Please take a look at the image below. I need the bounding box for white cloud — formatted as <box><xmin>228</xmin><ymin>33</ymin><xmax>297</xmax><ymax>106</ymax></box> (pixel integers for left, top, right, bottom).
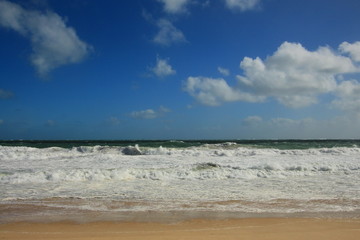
<box><xmin>157</xmin><ymin>0</ymin><xmax>191</xmax><ymax>14</ymax></box>
<box><xmin>237</xmin><ymin>42</ymin><xmax>358</xmax><ymax>108</ymax></box>
<box><xmin>333</xmin><ymin>98</ymin><xmax>360</xmax><ymax>114</ymax></box>
<box><xmin>151</xmin><ymin>57</ymin><xmax>176</xmax><ymax>78</ymax></box>
<box><xmin>129</xmin><ymin>106</ymin><xmax>171</xmax><ymax>119</ymax></box>
<box><xmin>130</xmin><ymin>109</ymin><xmax>157</xmax><ymax>119</ymax></box>
<box><xmin>224</xmin><ymin>0</ymin><xmax>260</xmax><ymax>11</ymax></box>
<box><xmin>218</xmin><ymin>67</ymin><xmax>230</xmax><ymax>76</ymax></box>
<box><xmin>276</xmin><ymin>95</ymin><xmax>318</xmax><ymax>109</ymax></box>
<box><xmin>185</xmin><ymin>41</ymin><xmax>360</xmax><ymax>109</ymax></box>
<box><xmin>0</xmin><ymin>88</ymin><xmax>14</xmax><ymax>99</ymax></box>
<box><xmin>153</xmin><ymin>18</ymin><xmax>187</xmax><ymax>46</ymax></box>
<box><xmin>0</xmin><ymin>0</ymin><xmax>91</xmax><ymax>76</ymax></box>
<box><xmin>332</xmin><ymin>80</ymin><xmax>360</xmax><ymax>113</ymax></box>
<box><xmin>183</xmin><ymin>76</ymin><xmax>264</xmax><ymax>106</ymax></box>
<box><xmin>339</xmin><ymin>41</ymin><xmax>360</xmax><ymax>62</ymax></box>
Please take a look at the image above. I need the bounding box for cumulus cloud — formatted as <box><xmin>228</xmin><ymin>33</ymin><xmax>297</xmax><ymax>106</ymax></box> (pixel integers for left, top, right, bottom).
<box><xmin>218</xmin><ymin>67</ymin><xmax>230</xmax><ymax>76</ymax></box>
<box><xmin>0</xmin><ymin>88</ymin><xmax>14</xmax><ymax>99</ymax></box>
<box><xmin>332</xmin><ymin>80</ymin><xmax>360</xmax><ymax>113</ymax></box>
<box><xmin>183</xmin><ymin>76</ymin><xmax>264</xmax><ymax>106</ymax></box>
<box><xmin>237</xmin><ymin>42</ymin><xmax>357</xmax><ymax>108</ymax></box>
<box><xmin>153</xmin><ymin>18</ymin><xmax>187</xmax><ymax>46</ymax></box>
<box><xmin>129</xmin><ymin>106</ymin><xmax>171</xmax><ymax>119</ymax></box>
<box><xmin>185</xmin><ymin>41</ymin><xmax>360</xmax><ymax>109</ymax></box>
<box><xmin>339</xmin><ymin>41</ymin><xmax>360</xmax><ymax>62</ymax></box>
<box><xmin>224</xmin><ymin>0</ymin><xmax>260</xmax><ymax>11</ymax></box>
<box><xmin>151</xmin><ymin>56</ymin><xmax>176</xmax><ymax>78</ymax></box>
<box><xmin>0</xmin><ymin>0</ymin><xmax>91</xmax><ymax>76</ymax></box>
<box><xmin>157</xmin><ymin>0</ymin><xmax>191</xmax><ymax>14</ymax></box>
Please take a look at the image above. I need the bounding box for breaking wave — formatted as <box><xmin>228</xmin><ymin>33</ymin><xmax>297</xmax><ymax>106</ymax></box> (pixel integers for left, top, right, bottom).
<box><xmin>1</xmin><ymin>143</ymin><xmax>360</xmax><ymax>216</ymax></box>
<box><xmin>1</xmin><ymin>159</ymin><xmax>359</xmax><ymax>184</ymax></box>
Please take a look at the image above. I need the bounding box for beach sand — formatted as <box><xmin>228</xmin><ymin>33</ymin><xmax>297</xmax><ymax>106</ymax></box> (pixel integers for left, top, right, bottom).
<box><xmin>1</xmin><ymin>218</ymin><xmax>360</xmax><ymax>240</ymax></box>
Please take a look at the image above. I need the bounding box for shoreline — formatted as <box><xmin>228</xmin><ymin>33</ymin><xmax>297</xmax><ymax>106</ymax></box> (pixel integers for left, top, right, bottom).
<box><xmin>2</xmin><ymin>202</ymin><xmax>360</xmax><ymax>224</ymax></box>
<box><xmin>1</xmin><ymin>218</ymin><xmax>360</xmax><ymax>240</ymax></box>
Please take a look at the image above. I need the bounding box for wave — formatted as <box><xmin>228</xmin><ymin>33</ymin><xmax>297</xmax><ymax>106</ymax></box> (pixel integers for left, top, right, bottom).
<box><xmin>1</xmin><ymin>144</ymin><xmax>360</xmax><ymax>157</ymax></box>
<box><xmin>1</xmin><ymin>144</ymin><xmax>360</xmax><ymax>185</ymax></box>
<box><xmin>2</xmin><ymin>141</ymin><xmax>360</xmax><ymax>219</ymax></box>
<box><xmin>2</xmin><ymin>160</ymin><xmax>359</xmax><ymax>184</ymax></box>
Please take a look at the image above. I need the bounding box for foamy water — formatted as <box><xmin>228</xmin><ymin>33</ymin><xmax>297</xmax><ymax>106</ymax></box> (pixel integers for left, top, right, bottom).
<box><xmin>1</xmin><ymin>142</ymin><xmax>360</xmax><ymax>222</ymax></box>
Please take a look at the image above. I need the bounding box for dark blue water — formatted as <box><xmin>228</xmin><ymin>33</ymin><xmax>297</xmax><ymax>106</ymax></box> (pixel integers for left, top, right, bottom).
<box><xmin>0</xmin><ymin>139</ymin><xmax>359</xmax><ymax>149</ymax></box>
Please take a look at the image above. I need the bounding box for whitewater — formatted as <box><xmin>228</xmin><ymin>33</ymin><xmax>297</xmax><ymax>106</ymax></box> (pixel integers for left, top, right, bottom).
<box><xmin>1</xmin><ymin>141</ymin><xmax>360</xmax><ymax>222</ymax></box>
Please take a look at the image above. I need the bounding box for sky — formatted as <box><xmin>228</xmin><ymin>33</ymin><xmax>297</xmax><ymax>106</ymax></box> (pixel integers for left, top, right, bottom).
<box><xmin>1</xmin><ymin>0</ymin><xmax>360</xmax><ymax>140</ymax></box>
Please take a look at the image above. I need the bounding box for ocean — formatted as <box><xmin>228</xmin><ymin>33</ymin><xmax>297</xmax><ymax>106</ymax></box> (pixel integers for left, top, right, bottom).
<box><xmin>1</xmin><ymin>139</ymin><xmax>360</xmax><ymax>222</ymax></box>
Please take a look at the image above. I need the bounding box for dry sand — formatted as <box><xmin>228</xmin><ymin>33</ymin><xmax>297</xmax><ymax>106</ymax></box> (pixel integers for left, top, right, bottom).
<box><xmin>1</xmin><ymin>218</ymin><xmax>360</xmax><ymax>240</ymax></box>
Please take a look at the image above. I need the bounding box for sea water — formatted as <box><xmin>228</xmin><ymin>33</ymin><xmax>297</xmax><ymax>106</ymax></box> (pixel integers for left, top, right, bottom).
<box><xmin>1</xmin><ymin>140</ymin><xmax>360</xmax><ymax>222</ymax></box>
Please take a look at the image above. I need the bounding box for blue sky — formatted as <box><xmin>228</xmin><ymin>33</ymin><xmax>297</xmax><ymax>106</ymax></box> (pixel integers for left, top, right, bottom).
<box><xmin>1</xmin><ymin>0</ymin><xmax>360</xmax><ymax>140</ymax></box>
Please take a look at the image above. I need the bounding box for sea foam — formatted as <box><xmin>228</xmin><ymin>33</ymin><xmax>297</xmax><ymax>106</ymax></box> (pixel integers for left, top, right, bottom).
<box><xmin>1</xmin><ymin>144</ymin><xmax>360</xmax><ymax>215</ymax></box>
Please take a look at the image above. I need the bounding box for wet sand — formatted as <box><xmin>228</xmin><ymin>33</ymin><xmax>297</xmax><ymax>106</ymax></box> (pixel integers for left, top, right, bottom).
<box><xmin>1</xmin><ymin>218</ymin><xmax>360</xmax><ymax>240</ymax></box>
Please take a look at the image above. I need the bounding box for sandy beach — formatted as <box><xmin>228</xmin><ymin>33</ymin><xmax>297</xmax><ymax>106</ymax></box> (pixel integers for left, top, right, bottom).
<box><xmin>1</xmin><ymin>218</ymin><xmax>360</xmax><ymax>240</ymax></box>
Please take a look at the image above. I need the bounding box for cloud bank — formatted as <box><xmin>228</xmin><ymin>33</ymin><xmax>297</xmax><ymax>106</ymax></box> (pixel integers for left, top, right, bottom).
<box><xmin>240</xmin><ymin>115</ymin><xmax>360</xmax><ymax>139</ymax></box>
<box><xmin>0</xmin><ymin>0</ymin><xmax>91</xmax><ymax>76</ymax></box>
<box><xmin>185</xmin><ymin>41</ymin><xmax>360</xmax><ymax>110</ymax></box>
